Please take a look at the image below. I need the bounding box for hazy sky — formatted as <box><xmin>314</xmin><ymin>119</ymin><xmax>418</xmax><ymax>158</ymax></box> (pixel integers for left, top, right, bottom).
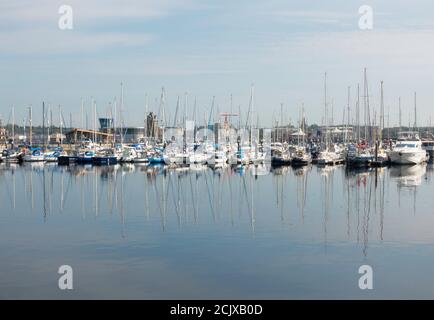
<box><xmin>2</xmin><ymin>0</ymin><xmax>434</xmax><ymax>127</ymax></box>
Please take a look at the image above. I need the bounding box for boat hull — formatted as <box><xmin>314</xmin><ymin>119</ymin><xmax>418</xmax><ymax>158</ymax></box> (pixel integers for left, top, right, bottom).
<box><xmin>389</xmin><ymin>151</ymin><xmax>427</xmax><ymax>165</ymax></box>
<box><xmin>58</xmin><ymin>156</ymin><xmax>78</xmax><ymax>165</ymax></box>
<box><xmin>93</xmin><ymin>157</ymin><xmax>118</xmax><ymax>165</ymax></box>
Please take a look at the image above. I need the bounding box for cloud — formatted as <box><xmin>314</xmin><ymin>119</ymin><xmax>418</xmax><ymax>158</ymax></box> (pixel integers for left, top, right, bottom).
<box><xmin>0</xmin><ymin>0</ymin><xmax>190</xmax><ymax>23</ymax></box>
<box><xmin>0</xmin><ymin>29</ymin><xmax>153</xmax><ymax>55</ymax></box>
<box><xmin>0</xmin><ymin>0</ymin><xmax>197</xmax><ymax>55</ymax></box>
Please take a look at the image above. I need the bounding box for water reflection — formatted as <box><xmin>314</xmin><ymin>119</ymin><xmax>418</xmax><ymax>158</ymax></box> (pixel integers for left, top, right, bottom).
<box><xmin>1</xmin><ymin>162</ymin><xmax>434</xmax><ymax>298</ymax></box>
<box><xmin>1</xmin><ymin>163</ymin><xmax>428</xmax><ymax>243</ymax></box>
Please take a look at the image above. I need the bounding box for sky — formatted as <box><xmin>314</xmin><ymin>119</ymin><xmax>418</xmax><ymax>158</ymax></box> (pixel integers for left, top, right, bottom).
<box><xmin>2</xmin><ymin>0</ymin><xmax>434</xmax><ymax>128</ymax></box>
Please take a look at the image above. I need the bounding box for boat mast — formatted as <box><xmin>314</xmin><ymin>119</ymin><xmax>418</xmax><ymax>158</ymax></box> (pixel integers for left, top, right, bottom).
<box><xmin>42</xmin><ymin>101</ymin><xmax>45</xmax><ymax>149</ymax></box>
<box><xmin>363</xmin><ymin>68</ymin><xmax>366</xmax><ymax>141</ymax></box>
<box><xmin>357</xmin><ymin>83</ymin><xmax>360</xmax><ymax>142</ymax></box>
<box><xmin>302</xmin><ymin>103</ymin><xmax>305</xmax><ymax>146</ymax></box>
<box><xmin>324</xmin><ymin>72</ymin><xmax>328</xmax><ymax>150</ymax></box>
<box><xmin>414</xmin><ymin>91</ymin><xmax>417</xmax><ymax>132</ymax></box>
<box><xmin>120</xmin><ymin>82</ymin><xmax>124</xmax><ymax>145</ymax></box>
<box><xmin>161</xmin><ymin>87</ymin><xmax>166</xmax><ymax>145</ymax></box>
<box><xmin>280</xmin><ymin>102</ymin><xmax>283</xmax><ymax>143</ymax></box>
<box><xmin>346</xmin><ymin>86</ymin><xmax>350</xmax><ymax>143</ymax></box>
<box><xmin>12</xmin><ymin>105</ymin><xmax>15</xmax><ymax>146</ymax></box>
<box><xmin>29</xmin><ymin>105</ymin><xmax>33</xmax><ymax>147</ymax></box>
<box><xmin>380</xmin><ymin>81</ymin><xmax>384</xmax><ymax>143</ymax></box>
<box><xmin>59</xmin><ymin>105</ymin><xmax>63</xmax><ymax>145</ymax></box>
<box><xmin>399</xmin><ymin>96</ymin><xmax>402</xmax><ymax>129</ymax></box>
<box><xmin>93</xmin><ymin>100</ymin><xmax>96</xmax><ymax>146</ymax></box>
<box><xmin>183</xmin><ymin>92</ymin><xmax>188</xmax><ymax>154</ymax></box>
<box><xmin>113</xmin><ymin>97</ymin><xmax>117</xmax><ymax>146</ymax></box>
<box><xmin>144</xmin><ymin>93</ymin><xmax>148</xmax><ymax>143</ymax></box>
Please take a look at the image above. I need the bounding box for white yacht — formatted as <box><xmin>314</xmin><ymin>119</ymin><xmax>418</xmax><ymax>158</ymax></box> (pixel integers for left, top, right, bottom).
<box><xmin>388</xmin><ymin>132</ymin><xmax>427</xmax><ymax>165</ymax></box>
<box><xmin>317</xmin><ymin>147</ymin><xmax>344</xmax><ymax>165</ymax></box>
<box><xmin>23</xmin><ymin>148</ymin><xmax>46</xmax><ymax>162</ymax></box>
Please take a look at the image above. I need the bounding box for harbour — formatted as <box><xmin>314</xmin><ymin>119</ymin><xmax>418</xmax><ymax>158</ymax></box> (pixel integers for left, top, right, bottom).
<box><xmin>4</xmin><ymin>0</ymin><xmax>434</xmax><ymax>303</ymax></box>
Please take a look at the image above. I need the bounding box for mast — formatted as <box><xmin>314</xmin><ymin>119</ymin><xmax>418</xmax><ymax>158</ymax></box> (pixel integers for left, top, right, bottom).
<box><xmin>120</xmin><ymin>82</ymin><xmax>124</xmax><ymax>145</ymax></box>
<box><xmin>324</xmin><ymin>72</ymin><xmax>328</xmax><ymax>150</ymax></box>
<box><xmin>346</xmin><ymin>86</ymin><xmax>350</xmax><ymax>143</ymax></box>
<box><xmin>12</xmin><ymin>105</ymin><xmax>15</xmax><ymax>146</ymax></box>
<box><xmin>380</xmin><ymin>81</ymin><xmax>384</xmax><ymax>142</ymax></box>
<box><xmin>387</xmin><ymin>105</ymin><xmax>390</xmax><ymax>140</ymax></box>
<box><xmin>302</xmin><ymin>103</ymin><xmax>305</xmax><ymax>146</ymax></box>
<box><xmin>414</xmin><ymin>91</ymin><xmax>417</xmax><ymax>132</ymax></box>
<box><xmin>59</xmin><ymin>105</ymin><xmax>63</xmax><ymax>145</ymax></box>
<box><xmin>160</xmin><ymin>87</ymin><xmax>166</xmax><ymax>145</ymax></box>
<box><xmin>80</xmin><ymin>98</ymin><xmax>84</xmax><ymax>128</ymax></box>
<box><xmin>113</xmin><ymin>97</ymin><xmax>117</xmax><ymax>145</ymax></box>
<box><xmin>249</xmin><ymin>84</ymin><xmax>254</xmax><ymax>148</ymax></box>
<box><xmin>363</xmin><ymin>68</ymin><xmax>367</xmax><ymax>141</ymax></box>
<box><xmin>193</xmin><ymin>96</ymin><xmax>197</xmax><ymax>144</ymax></box>
<box><xmin>93</xmin><ymin>100</ymin><xmax>97</xmax><ymax>147</ymax></box>
<box><xmin>399</xmin><ymin>96</ymin><xmax>402</xmax><ymax>129</ymax></box>
<box><xmin>144</xmin><ymin>93</ymin><xmax>148</xmax><ymax>142</ymax></box>
<box><xmin>174</xmin><ymin>96</ymin><xmax>180</xmax><ymax>127</ymax></box>
<box><xmin>29</xmin><ymin>105</ymin><xmax>32</xmax><ymax>147</ymax></box>
<box><xmin>357</xmin><ymin>83</ymin><xmax>360</xmax><ymax>142</ymax></box>
<box><xmin>48</xmin><ymin>105</ymin><xmax>52</xmax><ymax>145</ymax></box>
<box><xmin>183</xmin><ymin>92</ymin><xmax>188</xmax><ymax>154</ymax></box>
<box><xmin>280</xmin><ymin>102</ymin><xmax>283</xmax><ymax>143</ymax></box>
<box><xmin>42</xmin><ymin>101</ymin><xmax>45</xmax><ymax>149</ymax></box>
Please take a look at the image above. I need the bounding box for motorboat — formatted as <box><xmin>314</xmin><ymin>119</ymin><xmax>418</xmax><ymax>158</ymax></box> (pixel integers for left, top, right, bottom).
<box><xmin>23</xmin><ymin>148</ymin><xmax>46</xmax><ymax>162</ymax></box>
<box><xmin>388</xmin><ymin>132</ymin><xmax>427</xmax><ymax>165</ymax></box>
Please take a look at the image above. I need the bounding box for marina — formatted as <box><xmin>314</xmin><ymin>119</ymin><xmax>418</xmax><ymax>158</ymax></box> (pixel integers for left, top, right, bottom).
<box><xmin>4</xmin><ymin>0</ymin><xmax>434</xmax><ymax>304</ymax></box>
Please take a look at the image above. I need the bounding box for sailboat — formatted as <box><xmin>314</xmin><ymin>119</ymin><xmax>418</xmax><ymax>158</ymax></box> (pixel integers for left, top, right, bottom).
<box><xmin>291</xmin><ymin>106</ymin><xmax>311</xmax><ymax>166</ymax></box>
<box><xmin>3</xmin><ymin>106</ymin><xmax>24</xmax><ymax>163</ymax></box>
<box><xmin>317</xmin><ymin>73</ymin><xmax>343</xmax><ymax>165</ymax></box>
<box><xmin>23</xmin><ymin>148</ymin><xmax>46</xmax><ymax>162</ymax></box>
<box><xmin>346</xmin><ymin>68</ymin><xmax>374</xmax><ymax>168</ymax></box>
<box><xmin>271</xmin><ymin>142</ymin><xmax>291</xmax><ymax>165</ymax></box>
<box><xmin>247</xmin><ymin>85</ymin><xmax>266</xmax><ymax>164</ymax></box>
<box><xmin>2</xmin><ymin>148</ymin><xmax>23</xmax><ymax>163</ymax></box>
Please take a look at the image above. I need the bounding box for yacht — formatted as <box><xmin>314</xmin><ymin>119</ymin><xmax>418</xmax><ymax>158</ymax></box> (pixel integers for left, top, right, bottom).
<box><xmin>23</xmin><ymin>148</ymin><xmax>46</xmax><ymax>162</ymax></box>
<box><xmin>76</xmin><ymin>150</ymin><xmax>96</xmax><ymax>164</ymax></box>
<box><xmin>270</xmin><ymin>143</ymin><xmax>291</xmax><ymax>165</ymax></box>
<box><xmin>346</xmin><ymin>143</ymin><xmax>374</xmax><ymax>168</ymax></box>
<box><xmin>317</xmin><ymin>147</ymin><xmax>344</xmax><ymax>165</ymax></box>
<box><xmin>1</xmin><ymin>149</ymin><xmax>23</xmax><ymax>163</ymax></box>
<box><xmin>44</xmin><ymin>147</ymin><xmax>67</xmax><ymax>163</ymax></box>
<box><xmin>388</xmin><ymin>132</ymin><xmax>427</xmax><ymax>165</ymax></box>
<box><xmin>291</xmin><ymin>147</ymin><xmax>312</xmax><ymax>166</ymax></box>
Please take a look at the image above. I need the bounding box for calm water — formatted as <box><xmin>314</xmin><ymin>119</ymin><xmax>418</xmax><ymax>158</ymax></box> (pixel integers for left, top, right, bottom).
<box><xmin>1</xmin><ymin>162</ymin><xmax>434</xmax><ymax>299</ymax></box>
